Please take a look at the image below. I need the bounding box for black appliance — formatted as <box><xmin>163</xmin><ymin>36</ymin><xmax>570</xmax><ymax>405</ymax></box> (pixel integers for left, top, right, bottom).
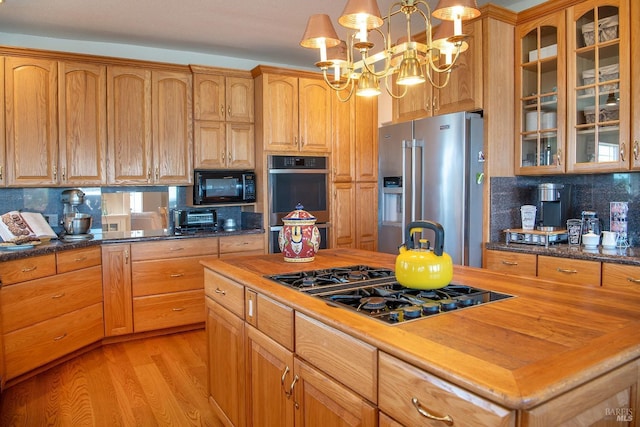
<box><xmin>537</xmin><ymin>183</ymin><xmax>571</xmax><ymax>231</ymax></box>
<box><xmin>264</xmin><ymin>265</ymin><xmax>513</xmax><ymax>324</ymax></box>
<box><xmin>173</xmin><ymin>208</ymin><xmax>217</xmax><ymax>234</ymax></box>
<box><xmin>268</xmin><ymin>155</ymin><xmax>329</xmax><ymax>253</ymax></box>
<box><xmin>193</xmin><ymin>170</ymin><xmax>256</xmax><ymax>205</ymax></box>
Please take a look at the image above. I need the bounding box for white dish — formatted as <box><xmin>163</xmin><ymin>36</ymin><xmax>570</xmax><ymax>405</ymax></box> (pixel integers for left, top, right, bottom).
<box><xmin>0</xmin><ymin>244</ymin><xmax>34</xmax><ymax>251</ymax></box>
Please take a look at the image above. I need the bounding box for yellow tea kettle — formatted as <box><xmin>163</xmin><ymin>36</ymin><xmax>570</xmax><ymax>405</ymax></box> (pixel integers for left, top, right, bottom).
<box><xmin>395</xmin><ymin>221</ymin><xmax>453</xmax><ymax>290</ymax></box>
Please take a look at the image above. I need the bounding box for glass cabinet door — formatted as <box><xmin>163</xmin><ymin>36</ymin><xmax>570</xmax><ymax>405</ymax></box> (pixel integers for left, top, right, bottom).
<box><xmin>567</xmin><ymin>0</ymin><xmax>630</xmax><ymax>172</ymax></box>
<box><xmin>515</xmin><ymin>12</ymin><xmax>565</xmax><ymax>174</ymax></box>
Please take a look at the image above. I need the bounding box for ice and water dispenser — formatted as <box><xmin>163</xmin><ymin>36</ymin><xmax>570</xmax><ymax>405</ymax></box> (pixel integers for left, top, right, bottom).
<box><xmin>381</xmin><ymin>176</ymin><xmax>402</xmax><ymax>224</ymax></box>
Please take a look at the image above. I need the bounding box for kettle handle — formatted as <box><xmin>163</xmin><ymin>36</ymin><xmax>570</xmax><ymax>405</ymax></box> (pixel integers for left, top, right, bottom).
<box><xmin>404</xmin><ymin>221</ymin><xmax>445</xmax><ymax>256</ymax></box>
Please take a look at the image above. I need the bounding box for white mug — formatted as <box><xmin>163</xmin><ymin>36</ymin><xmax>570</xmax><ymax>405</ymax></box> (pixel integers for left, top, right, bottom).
<box><xmin>602</xmin><ymin>231</ymin><xmax>617</xmax><ymax>248</ymax></box>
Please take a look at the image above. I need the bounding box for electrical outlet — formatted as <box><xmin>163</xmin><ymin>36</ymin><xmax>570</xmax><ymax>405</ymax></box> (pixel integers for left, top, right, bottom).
<box><xmin>44</xmin><ymin>214</ymin><xmax>59</xmax><ymax>226</ymax></box>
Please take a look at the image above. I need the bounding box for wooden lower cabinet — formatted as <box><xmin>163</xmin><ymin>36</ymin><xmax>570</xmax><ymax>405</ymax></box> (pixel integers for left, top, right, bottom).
<box><xmin>602</xmin><ymin>263</ymin><xmax>640</xmax><ymax>293</ymax></box>
<box><xmin>0</xmin><ymin>247</ymin><xmax>104</xmax><ymax>381</ymax></box>
<box><xmin>206</xmin><ymin>296</ymin><xmax>246</xmax><ymax>427</ymax></box>
<box><xmin>102</xmin><ymin>243</ymin><xmax>134</xmax><ymax>336</ymax></box>
<box><xmin>245</xmin><ymin>325</ymin><xmax>295</xmax><ymax>427</ymax></box>
<box><xmin>537</xmin><ymin>255</ymin><xmax>601</xmax><ymax>287</ymax></box>
<box><xmin>484</xmin><ymin>250</ymin><xmax>537</xmax><ymax>277</ymax></box>
<box><xmin>521</xmin><ymin>359</ymin><xmax>638</xmax><ymax>426</ymax></box>
<box><xmin>293</xmin><ymin>357</ymin><xmax>377</xmax><ymax>427</ymax></box>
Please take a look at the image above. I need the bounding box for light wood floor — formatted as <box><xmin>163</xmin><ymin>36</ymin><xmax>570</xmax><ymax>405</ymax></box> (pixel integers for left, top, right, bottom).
<box><xmin>0</xmin><ymin>329</ymin><xmax>223</xmax><ymax>427</ymax></box>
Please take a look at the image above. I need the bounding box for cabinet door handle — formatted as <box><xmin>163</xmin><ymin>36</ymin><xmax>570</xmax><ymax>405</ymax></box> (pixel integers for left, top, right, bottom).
<box><xmin>501</xmin><ymin>260</ymin><xmax>518</xmax><ymax>266</ymax></box>
<box><xmin>557</xmin><ymin>268</ymin><xmax>577</xmax><ymax>274</ymax></box>
<box><xmin>620</xmin><ymin>142</ymin><xmax>626</xmax><ymax>162</ymax></box>
<box><xmin>51</xmin><ymin>292</ymin><xmax>66</xmax><ymax>299</ymax></box>
<box><xmin>22</xmin><ymin>266</ymin><xmax>37</xmax><ymax>273</ymax></box>
<box><xmin>155</xmin><ymin>167</ymin><xmax>159</xmax><ymax>180</ymax></box>
<box><xmin>170</xmin><ymin>273</ymin><xmax>184</xmax><ymax>278</ymax></box>
<box><xmin>53</xmin><ymin>333</ymin><xmax>68</xmax><ymax>342</ymax></box>
<box><xmin>220</xmin><ymin>104</ymin><xmax>224</xmax><ymax>117</ymax></box>
<box><xmin>147</xmin><ymin>168</ymin><xmax>152</xmax><ymax>181</ymax></box>
<box><xmin>172</xmin><ymin>307</ymin><xmax>185</xmax><ymax>312</ymax></box>
<box><xmin>53</xmin><ymin>165</ymin><xmax>57</xmax><ymax>181</ymax></box>
<box><xmin>411</xmin><ymin>397</ymin><xmax>454</xmax><ymax>426</ymax></box>
<box><xmin>288</xmin><ymin>375</ymin><xmax>299</xmax><ymax>400</ymax></box>
<box><xmin>62</xmin><ymin>167</ymin><xmax>66</xmax><ymax>182</ymax></box>
<box><xmin>633</xmin><ymin>140</ymin><xmax>639</xmax><ymax>161</ymax></box>
<box><xmin>228</xmin><ymin>153</ymin><xmax>232</xmax><ymax>163</ymax></box>
<box><xmin>281</xmin><ymin>366</ymin><xmax>291</xmax><ymax>398</ymax></box>
<box><xmin>228</xmin><ymin>106</ymin><xmax>231</xmax><ymax>116</ymax></box>
<box><xmin>0</xmin><ymin>165</ymin><xmax>3</xmax><ymax>180</ymax></box>
<box><xmin>215</xmin><ymin>288</ymin><xmax>226</xmax><ymax>295</ymax></box>
<box><xmin>124</xmin><ymin>249</ymin><xmax>129</xmax><ymax>265</ymax></box>
<box><xmin>626</xmin><ymin>277</ymin><xmax>640</xmax><ymax>284</ymax></box>
<box><xmin>557</xmin><ymin>148</ymin><xmax>562</xmax><ymax>166</ymax></box>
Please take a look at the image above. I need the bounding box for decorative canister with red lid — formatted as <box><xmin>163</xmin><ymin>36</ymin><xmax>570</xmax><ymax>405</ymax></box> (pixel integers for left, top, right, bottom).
<box><xmin>278</xmin><ymin>204</ymin><xmax>321</xmax><ymax>262</ymax></box>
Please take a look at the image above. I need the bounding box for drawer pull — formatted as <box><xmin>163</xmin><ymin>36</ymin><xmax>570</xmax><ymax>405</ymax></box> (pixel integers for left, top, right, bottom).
<box><xmin>626</xmin><ymin>277</ymin><xmax>640</xmax><ymax>284</ymax></box>
<box><xmin>411</xmin><ymin>397</ymin><xmax>453</xmax><ymax>426</ymax></box>
<box><xmin>21</xmin><ymin>266</ymin><xmax>37</xmax><ymax>273</ymax></box>
<box><xmin>53</xmin><ymin>333</ymin><xmax>67</xmax><ymax>341</ymax></box>
<box><xmin>501</xmin><ymin>260</ymin><xmax>518</xmax><ymax>266</ymax></box>
<box><xmin>169</xmin><ymin>247</ymin><xmax>185</xmax><ymax>252</ymax></box>
<box><xmin>281</xmin><ymin>366</ymin><xmax>291</xmax><ymax>398</ymax></box>
<box><xmin>170</xmin><ymin>273</ymin><xmax>185</xmax><ymax>278</ymax></box>
<box><xmin>215</xmin><ymin>288</ymin><xmax>226</xmax><ymax>295</ymax></box>
<box><xmin>51</xmin><ymin>292</ymin><xmax>66</xmax><ymax>299</ymax></box>
<box><xmin>172</xmin><ymin>307</ymin><xmax>185</xmax><ymax>312</ymax></box>
<box><xmin>74</xmin><ymin>256</ymin><xmax>87</xmax><ymax>262</ymax></box>
<box><xmin>557</xmin><ymin>268</ymin><xmax>578</xmax><ymax>274</ymax></box>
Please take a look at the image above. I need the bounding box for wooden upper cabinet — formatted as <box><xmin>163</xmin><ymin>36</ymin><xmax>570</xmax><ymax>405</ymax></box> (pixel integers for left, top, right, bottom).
<box><xmin>256</xmin><ymin>69</ymin><xmax>330</xmax><ymax>153</ymax></box>
<box><xmin>107</xmin><ymin>66</ymin><xmax>152</xmax><ymax>184</ymax></box>
<box><xmin>355</xmin><ymin>95</ymin><xmax>378</xmax><ymax>182</ymax></box>
<box><xmin>0</xmin><ymin>57</ymin><xmax>4</xmax><ymax>187</ymax></box>
<box><xmin>107</xmin><ymin>66</ymin><xmax>192</xmax><ymax>185</ymax></box>
<box><xmin>261</xmin><ymin>73</ymin><xmax>299</xmax><ymax>151</ymax></box>
<box><xmin>566</xmin><ymin>0</ymin><xmax>630</xmax><ymax>173</ymax></box>
<box><xmin>331</xmin><ymin>92</ymin><xmax>355</xmax><ymax>182</ymax></box>
<box><xmin>5</xmin><ymin>56</ymin><xmax>58</xmax><ymax>186</ymax></box>
<box><xmin>193</xmin><ymin>71</ymin><xmax>254</xmax><ymax>169</ymax></box>
<box><xmin>58</xmin><ymin>61</ymin><xmax>107</xmax><ymax>185</ymax></box>
<box><xmin>152</xmin><ymin>69</ymin><xmax>192</xmax><ymax>184</ymax></box>
<box><xmin>193</xmin><ymin>73</ymin><xmax>253</xmax><ymax>123</ymax></box>
<box><xmin>298</xmin><ymin>77</ymin><xmax>331</xmax><ymax>153</ymax></box>
<box><xmin>392</xmin><ymin>19</ymin><xmax>482</xmax><ymax>123</ymax></box>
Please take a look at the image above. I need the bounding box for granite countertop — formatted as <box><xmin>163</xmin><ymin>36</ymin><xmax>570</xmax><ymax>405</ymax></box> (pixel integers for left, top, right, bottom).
<box><xmin>486</xmin><ymin>241</ymin><xmax>640</xmax><ymax>266</ymax></box>
<box><xmin>0</xmin><ymin>227</ymin><xmax>264</xmax><ymax>261</ymax></box>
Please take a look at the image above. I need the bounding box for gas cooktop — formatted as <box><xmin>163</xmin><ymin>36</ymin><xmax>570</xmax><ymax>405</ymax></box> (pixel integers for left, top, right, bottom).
<box><xmin>264</xmin><ymin>265</ymin><xmax>514</xmax><ymax>324</ymax></box>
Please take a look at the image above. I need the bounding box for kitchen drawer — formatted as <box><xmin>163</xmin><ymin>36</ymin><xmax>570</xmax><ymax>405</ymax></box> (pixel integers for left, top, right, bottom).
<box><xmin>3</xmin><ymin>302</ymin><xmax>104</xmax><ymax>379</ymax></box>
<box><xmin>132</xmin><ymin>255</ymin><xmax>217</xmax><ymax>296</ymax></box>
<box><xmin>219</xmin><ymin>234</ymin><xmax>264</xmax><ymax>256</ymax></box>
<box><xmin>204</xmin><ymin>269</ymin><xmax>244</xmax><ymax>317</ymax></box>
<box><xmin>0</xmin><ymin>254</ymin><xmax>56</xmax><ymax>285</ymax></box>
<box><xmin>484</xmin><ymin>250</ymin><xmax>537</xmax><ymax>277</ymax></box>
<box><xmin>1</xmin><ymin>265</ymin><xmax>103</xmax><ymax>333</ymax></box>
<box><xmin>378</xmin><ymin>352</ymin><xmax>515</xmax><ymax>427</ymax></box>
<box><xmin>131</xmin><ymin>237</ymin><xmax>218</xmax><ymax>261</ymax></box>
<box><xmin>246</xmin><ymin>289</ymin><xmax>294</xmax><ymax>351</ymax></box>
<box><xmin>295</xmin><ymin>312</ymin><xmax>377</xmax><ymax>403</ymax></box>
<box><xmin>133</xmin><ymin>289</ymin><xmax>205</xmax><ymax>332</ymax></box>
<box><xmin>56</xmin><ymin>246</ymin><xmax>102</xmax><ymax>273</ymax></box>
<box><xmin>601</xmin><ymin>263</ymin><xmax>640</xmax><ymax>293</ymax></box>
<box><xmin>537</xmin><ymin>255</ymin><xmax>601</xmax><ymax>286</ymax></box>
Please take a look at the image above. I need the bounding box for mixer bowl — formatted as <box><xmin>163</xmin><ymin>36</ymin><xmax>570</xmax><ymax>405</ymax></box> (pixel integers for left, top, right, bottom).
<box><xmin>62</xmin><ymin>213</ymin><xmax>92</xmax><ymax>235</ymax></box>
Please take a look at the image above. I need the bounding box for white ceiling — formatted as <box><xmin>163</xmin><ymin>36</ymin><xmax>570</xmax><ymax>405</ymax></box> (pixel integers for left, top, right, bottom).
<box><xmin>0</xmin><ymin>0</ymin><xmax>545</xmax><ymax>68</ymax></box>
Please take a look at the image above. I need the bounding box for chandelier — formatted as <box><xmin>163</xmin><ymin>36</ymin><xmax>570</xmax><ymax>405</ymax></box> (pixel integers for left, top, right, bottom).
<box><xmin>300</xmin><ymin>0</ymin><xmax>481</xmax><ymax>101</ymax></box>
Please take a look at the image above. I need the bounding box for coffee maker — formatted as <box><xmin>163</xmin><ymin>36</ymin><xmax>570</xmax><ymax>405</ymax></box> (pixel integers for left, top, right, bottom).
<box><xmin>537</xmin><ymin>183</ymin><xmax>571</xmax><ymax>230</ymax></box>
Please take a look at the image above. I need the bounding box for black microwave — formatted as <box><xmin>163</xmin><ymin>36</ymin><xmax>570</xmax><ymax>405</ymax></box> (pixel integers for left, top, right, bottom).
<box><xmin>193</xmin><ymin>170</ymin><xmax>256</xmax><ymax>205</ymax></box>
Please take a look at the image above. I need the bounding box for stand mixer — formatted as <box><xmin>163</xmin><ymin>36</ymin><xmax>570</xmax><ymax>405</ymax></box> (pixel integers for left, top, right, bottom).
<box><xmin>61</xmin><ymin>189</ymin><xmax>93</xmax><ymax>240</ymax></box>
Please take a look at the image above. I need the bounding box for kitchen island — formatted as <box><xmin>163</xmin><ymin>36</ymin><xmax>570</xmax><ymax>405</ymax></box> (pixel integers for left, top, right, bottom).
<box><xmin>202</xmin><ymin>248</ymin><xmax>639</xmax><ymax>426</ymax></box>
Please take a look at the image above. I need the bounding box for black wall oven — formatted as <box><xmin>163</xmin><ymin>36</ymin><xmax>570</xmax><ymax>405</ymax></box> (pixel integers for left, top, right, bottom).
<box><xmin>268</xmin><ymin>155</ymin><xmax>329</xmax><ymax>253</ymax></box>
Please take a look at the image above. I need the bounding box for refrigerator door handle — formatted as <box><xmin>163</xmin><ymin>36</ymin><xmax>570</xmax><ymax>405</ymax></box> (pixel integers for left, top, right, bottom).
<box><xmin>412</xmin><ymin>139</ymin><xmax>424</xmax><ymax>221</ymax></box>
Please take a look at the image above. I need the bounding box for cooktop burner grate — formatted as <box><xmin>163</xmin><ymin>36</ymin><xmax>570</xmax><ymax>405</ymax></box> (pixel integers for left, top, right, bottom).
<box><xmin>264</xmin><ymin>265</ymin><xmax>514</xmax><ymax>324</ymax></box>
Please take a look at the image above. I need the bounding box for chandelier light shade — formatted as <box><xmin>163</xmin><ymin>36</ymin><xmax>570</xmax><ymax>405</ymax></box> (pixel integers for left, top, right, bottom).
<box><xmin>300</xmin><ymin>0</ymin><xmax>481</xmax><ymax>101</ymax></box>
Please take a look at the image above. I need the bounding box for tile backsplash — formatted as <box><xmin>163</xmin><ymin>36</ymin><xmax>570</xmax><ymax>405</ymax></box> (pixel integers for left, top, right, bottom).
<box><xmin>491</xmin><ymin>173</ymin><xmax>639</xmax><ymax>245</ymax></box>
<box><xmin>0</xmin><ymin>186</ymin><xmax>255</xmax><ymax>235</ymax></box>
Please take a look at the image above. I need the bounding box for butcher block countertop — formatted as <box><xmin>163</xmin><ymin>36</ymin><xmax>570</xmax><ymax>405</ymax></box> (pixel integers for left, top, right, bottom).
<box><xmin>200</xmin><ymin>248</ymin><xmax>640</xmax><ymax>410</ymax></box>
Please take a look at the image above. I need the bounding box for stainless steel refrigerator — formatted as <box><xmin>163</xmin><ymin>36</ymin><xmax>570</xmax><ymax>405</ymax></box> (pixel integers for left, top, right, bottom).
<box><xmin>377</xmin><ymin>111</ymin><xmax>484</xmax><ymax>267</ymax></box>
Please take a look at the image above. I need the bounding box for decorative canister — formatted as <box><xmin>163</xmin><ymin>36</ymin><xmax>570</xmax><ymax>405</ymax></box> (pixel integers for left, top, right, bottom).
<box><xmin>278</xmin><ymin>204</ymin><xmax>321</xmax><ymax>262</ymax></box>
